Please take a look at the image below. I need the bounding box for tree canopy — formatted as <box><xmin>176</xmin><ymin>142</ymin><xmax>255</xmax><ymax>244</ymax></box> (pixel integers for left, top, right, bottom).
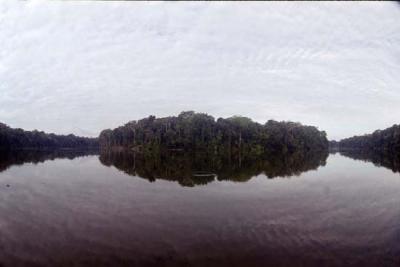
<box><xmin>99</xmin><ymin>111</ymin><xmax>328</xmax><ymax>155</ymax></box>
<box><xmin>0</xmin><ymin>122</ymin><xmax>98</xmax><ymax>150</ymax></box>
<box><xmin>336</xmin><ymin>124</ymin><xmax>400</xmax><ymax>153</ymax></box>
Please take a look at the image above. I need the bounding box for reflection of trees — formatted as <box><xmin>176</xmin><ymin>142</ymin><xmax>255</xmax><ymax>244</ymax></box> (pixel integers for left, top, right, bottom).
<box><xmin>0</xmin><ymin>149</ymin><xmax>329</xmax><ymax>186</ymax></box>
<box><xmin>99</xmin><ymin>150</ymin><xmax>328</xmax><ymax>187</ymax></box>
<box><xmin>340</xmin><ymin>150</ymin><xmax>400</xmax><ymax>173</ymax></box>
<box><xmin>0</xmin><ymin>149</ymin><xmax>98</xmax><ymax>173</ymax></box>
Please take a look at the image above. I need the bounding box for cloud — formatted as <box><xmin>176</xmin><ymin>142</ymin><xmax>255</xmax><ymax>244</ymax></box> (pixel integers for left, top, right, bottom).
<box><xmin>1</xmin><ymin>1</ymin><xmax>400</xmax><ymax>140</ymax></box>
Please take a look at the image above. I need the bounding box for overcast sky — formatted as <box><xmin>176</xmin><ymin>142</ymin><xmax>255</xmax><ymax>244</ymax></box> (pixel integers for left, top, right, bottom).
<box><xmin>1</xmin><ymin>2</ymin><xmax>399</xmax><ymax>140</ymax></box>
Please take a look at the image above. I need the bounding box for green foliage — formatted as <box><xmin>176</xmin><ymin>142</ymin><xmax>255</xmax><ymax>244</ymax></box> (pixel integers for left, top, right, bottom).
<box><xmin>338</xmin><ymin>124</ymin><xmax>400</xmax><ymax>153</ymax></box>
<box><xmin>0</xmin><ymin>122</ymin><xmax>98</xmax><ymax>150</ymax></box>
<box><xmin>99</xmin><ymin>111</ymin><xmax>329</xmax><ymax>155</ymax></box>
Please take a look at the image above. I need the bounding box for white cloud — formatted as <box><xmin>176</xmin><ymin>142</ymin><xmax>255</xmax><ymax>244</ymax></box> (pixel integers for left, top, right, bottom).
<box><xmin>1</xmin><ymin>1</ymin><xmax>400</xmax><ymax>140</ymax></box>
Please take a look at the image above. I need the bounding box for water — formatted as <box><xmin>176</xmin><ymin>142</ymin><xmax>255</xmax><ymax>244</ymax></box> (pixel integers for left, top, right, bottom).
<box><xmin>0</xmin><ymin>150</ymin><xmax>399</xmax><ymax>267</ymax></box>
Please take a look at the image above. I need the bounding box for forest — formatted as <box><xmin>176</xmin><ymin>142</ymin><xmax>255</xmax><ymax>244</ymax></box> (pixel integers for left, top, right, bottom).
<box><xmin>0</xmin><ymin>122</ymin><xmax>98</xmax><ymax>150</ymax></box>
<box><xmin>99</xmin><ymin>111</ymin><xmax>329</xmax><ymax>155</ymax></box>
<box><xmin>335</xmin><ymin>124</ymin><xmax>400</xmax><ymax>152</ymax></box>
<box><xmin>3</xmin><ymin>111</ymin><xmax>400</xmax><ymax>157</ymax></box>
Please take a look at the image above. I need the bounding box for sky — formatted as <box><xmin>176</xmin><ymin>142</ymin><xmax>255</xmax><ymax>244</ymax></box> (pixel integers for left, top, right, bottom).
<box><xmin>1</xmin><ymin>1</ymin><xmax>400</xmax><ymax>140</ymax></box>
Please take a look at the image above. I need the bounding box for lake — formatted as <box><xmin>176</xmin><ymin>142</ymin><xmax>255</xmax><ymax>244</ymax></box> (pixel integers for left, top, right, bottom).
<box><xmin>0</xmin><ymin>150</ymin><xmax>399</xmax><ymax>267</ymax></box>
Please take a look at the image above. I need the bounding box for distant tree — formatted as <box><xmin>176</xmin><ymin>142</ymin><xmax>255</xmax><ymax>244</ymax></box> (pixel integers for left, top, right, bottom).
<box><xmin>338</xmin><ymin>124</ymin><xmax>400</xmax><ymax>153</ymax></box>
<box><xmin>98</xmin><ymin>111</ymin><xmax>329</xmax><ymax>155</ymax></box>
<box><xmin>0</xmin><ymin>123</ymin><xmax>98</xmax><ymax>150</ymax></box>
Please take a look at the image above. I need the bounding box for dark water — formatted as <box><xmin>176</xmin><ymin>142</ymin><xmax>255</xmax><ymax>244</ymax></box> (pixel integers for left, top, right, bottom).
<box><xmin>0</xmin><ymin>150</ymin><xmax>399</xmax><ymax>267</ymax></box>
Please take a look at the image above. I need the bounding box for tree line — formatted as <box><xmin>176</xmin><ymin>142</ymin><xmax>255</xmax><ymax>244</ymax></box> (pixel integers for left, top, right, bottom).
<box><xmin>99</xmin><ymin>111</ymin><xmax>329</xmax><ymax>155</ymax></box>
<box><xmin>334</xmin><ymin>124</ymin><xmax>400</xmax><ymax>152</ymax></box>
<box><xmin>0</xmin><ymin>122</ymin><xmax>98</xmax><ymax>150</ymax></box>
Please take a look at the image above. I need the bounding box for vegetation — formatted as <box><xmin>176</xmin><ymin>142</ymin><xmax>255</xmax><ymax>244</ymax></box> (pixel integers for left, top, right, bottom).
<box><xmin>99</xmin><ymin>111</ymin><xmax>328</xmax><ymax>155</ymax></box>
<box><xmin>99</xmin><ymin>149</ymin><xmax>328</xmax><ymax>187</ymax></box>
<box><xmin>0</xmin><ymin>122</ymin><xmax>98</xmax><ymax>150</ymax></box>
<box><xmin>336</xmin><ymin>124</ymin><xmax>400</xmax><ymax>152</ymax></box>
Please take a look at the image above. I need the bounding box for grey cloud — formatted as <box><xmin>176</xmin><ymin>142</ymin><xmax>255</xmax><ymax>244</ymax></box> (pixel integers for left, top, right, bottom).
<box><xmin>0</xmin><ymin>1</ymin><xmax>400</xmax><ymax>140</ymax></box>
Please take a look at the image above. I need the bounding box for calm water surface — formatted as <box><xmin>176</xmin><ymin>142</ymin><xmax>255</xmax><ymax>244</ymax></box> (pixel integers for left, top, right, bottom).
<box><xmin>0</xmin><ymin>150</ymin><xmax>399</xmax><ymax>267</ymax></box>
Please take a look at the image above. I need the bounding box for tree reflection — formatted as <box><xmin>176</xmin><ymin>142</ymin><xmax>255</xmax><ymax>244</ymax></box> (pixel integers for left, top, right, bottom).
<box><xmin>0</xmin><ymin>149</ymin><xmax>329</xmax><ymax>185</ymax></box>
<box><xmin>99</xmin><ymin>150</ymin><xmax>328</xmax><ymax>187</ymax></box>
<box><xmin>0</xmin><ymin>149</ymin><xmax>98</xmax><ymax>173</ymax></box>
<box><xmin>340</xmin><ymin>150</ymin><xmax>400</xmax><ymax>173</ymax></box>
